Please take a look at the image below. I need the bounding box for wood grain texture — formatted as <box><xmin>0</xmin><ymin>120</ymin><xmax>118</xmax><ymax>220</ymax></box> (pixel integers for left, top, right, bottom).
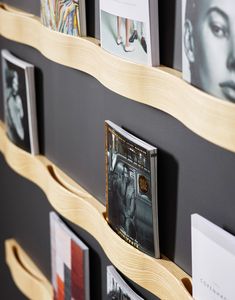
<box><xmin>5</xmin><ymin>239</ymin><xmax>53</xmax><ymax>300</ymax></box>
<box><xmin>0</xmin><ymin>4</ymin><xmax>235</xmax><ymax>152</ymax></box>
<box><xmin>0</xmin><ymin>122</ymin><xmax>192</xmax><ymax>300</ymax></box>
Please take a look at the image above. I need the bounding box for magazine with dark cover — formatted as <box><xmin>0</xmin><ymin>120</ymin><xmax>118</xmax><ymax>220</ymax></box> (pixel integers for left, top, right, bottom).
<box><xmin>107</xmin><ymin>265</ymin><xmax>144</xmax><ymax>300</ymax></box>
<box><xmin>182</xmin><ymin>0</ymin><xmax>235</xmax><ymax>103</ymax></box>
<box><xmin>50</xmin><ymin>212</ymin><xmax>90</xmax><ymax>300</ymax></box>
<box><xmin>41</xmin><ymin>0</ymin><xmax>87</xmax><ymax>37</ymax></box>
<box><xmin>105</xmin><ymin>120</ymin><xmax>160</xmax><ymax>258</ymax></box>
<box><xmin>100</xmin><ymin>0</ymin><xmax>159</xmax><ymax>66</ymax></box>
<box><xmin>1</xmin><ymin>50</ymin><xmax>39</xmax><ymax>154</ymax></box>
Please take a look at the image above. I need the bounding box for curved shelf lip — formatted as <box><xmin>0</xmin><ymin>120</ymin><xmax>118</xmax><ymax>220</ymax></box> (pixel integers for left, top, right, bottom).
<box><xmin>0</xmin><ymin>122</ymin><xmax>192</xmax><ymax>300</ymax></box>
<box><xmin>1</xmin><ymin>4</ymin><xmax>235</xmax><ymax>152</ymax></box>
<box><xmin>5</xmin><ymin>239</ymin><xmax>53</xmax><ymax>300</ymax></box>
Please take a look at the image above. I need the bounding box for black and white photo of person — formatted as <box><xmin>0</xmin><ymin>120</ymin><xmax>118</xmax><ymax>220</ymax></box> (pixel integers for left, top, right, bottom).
<box><xmin>5</xmin><ymin>69</ymin><xmax>24</xmax><ymax>140</ymax></box>
<box><xmin>183</xmin><ymin>0</ymin><xmax>235</xmax><ymax>103</ymax></box>
<box><xmin>110</xmin><ymin>161</ymin><xmax>136</xmax><ymax>240</ymax></box>
<box><xmin>119</xmin><ymin>163</ymin><xmax>136</xmax><ymax>239</ymax></box>
<box><xmin>2</xmin><ymin>59</ymin><xmax>31</xmax><ymax>152</ymax></box>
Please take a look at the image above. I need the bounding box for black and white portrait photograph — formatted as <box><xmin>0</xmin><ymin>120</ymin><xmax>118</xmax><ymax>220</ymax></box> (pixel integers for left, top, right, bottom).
<box><xmin>183</xmin><ymin>0</ymin><xmax>235</xmax><ymax>103</ymax></box>
<box><xmin>1</xmin><ymin>50</ymin><xmax>38</xmax><ymax>154</ymax></box>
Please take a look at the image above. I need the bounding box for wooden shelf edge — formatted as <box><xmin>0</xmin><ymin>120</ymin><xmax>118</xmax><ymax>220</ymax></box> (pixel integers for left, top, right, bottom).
<box><xmin>0</xmin><ymin>3</ymin><xmax>235</xmax><ymax>152</ymax></box>
<box><xmin>5</xmin><ymin>239</ymin><xmax>53</xmax><ymax>300</ymax></box>
<box><xmin>0</xmin><ymin>122</ymin><xmax>193</xmax><ymax>300</ymax></box>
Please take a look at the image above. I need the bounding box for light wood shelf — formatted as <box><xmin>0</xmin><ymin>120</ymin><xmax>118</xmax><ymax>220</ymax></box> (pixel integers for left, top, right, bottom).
<box><xmin>0</xmin><ymin>122</ymin><xmax>192</xmax><ymax>300</ymax></box>
<box><xmin>0</xmin><ymin>4</ymin><xmax>235</xmax><ymax>153</ymax></box>
<box><xmin>5</xmin><ymin>239</ymin><xmax>53</xmax><ymax>300</ymax></box>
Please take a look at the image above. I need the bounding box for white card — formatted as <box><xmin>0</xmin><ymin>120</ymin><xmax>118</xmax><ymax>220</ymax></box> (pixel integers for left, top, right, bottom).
<box><xmin>192</xmin><ymin>214</ymin><xmax>235</xmax><ymax>300</ymax></box>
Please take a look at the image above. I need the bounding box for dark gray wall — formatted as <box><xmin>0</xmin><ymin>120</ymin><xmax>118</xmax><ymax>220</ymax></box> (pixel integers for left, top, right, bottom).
<box><xmin>1</xmin><ymin>1</ymin><xmax>235</xmax><ymax>299</ymax></box>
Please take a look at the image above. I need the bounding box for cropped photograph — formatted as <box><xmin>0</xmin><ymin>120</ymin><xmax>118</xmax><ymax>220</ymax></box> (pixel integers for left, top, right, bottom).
<box><xmin>2</xmin><ymin>56</ymin><xmax>31</xmax><ymax>152</ymax></box>
<box><xmin>107</xmin><ymin>266</ymin><xmax>143</xmax><ymax>300</ymax></box>
<box><xmin>1</xmin><ymin>50</ymin><xmax>38</xmax><ymax>154</ymax></box>
<box><xmin>41</xmin><ymin>0</ymin><xmax>86</xmax><ymax>36</ymax></box>
<box><xmin>105</xmin><ymin>121</ymin><xmax>159</xmax><ymax>257</ymax></box>
<box><xmin>183</xmin><ymin>0</ymin><xmax>235</xmax><ymax>103</ymax></box>
<box><xmin>101</xmin><ymin>10</ymin><xmax>148</xmax><ymax>64</ymax></box>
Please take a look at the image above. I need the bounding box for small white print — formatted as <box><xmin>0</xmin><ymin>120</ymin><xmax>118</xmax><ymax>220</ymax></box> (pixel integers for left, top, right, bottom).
<box><xmin>200</xmin><ymin>278</ymin><xmax>229</xmax><ymax>300</ymax></box>
<box><xmin>114</xmin><ymin>0</ymin><xmax>136</xmax><ymax>7</ymax></box>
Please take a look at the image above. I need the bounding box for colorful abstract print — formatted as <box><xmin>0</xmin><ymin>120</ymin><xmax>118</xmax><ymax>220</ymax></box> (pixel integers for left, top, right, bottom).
<box><xmin>50</xmin><ymin>213</ymin><xmax>88</xmax><ymax>300</ymax></box>
<box><xmin>41</xmin><ymin>0</ymin><xmax>81</xmax><ymax>36</ymax></box>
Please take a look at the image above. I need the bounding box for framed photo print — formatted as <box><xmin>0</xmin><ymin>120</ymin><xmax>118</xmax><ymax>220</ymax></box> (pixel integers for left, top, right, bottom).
<box><xmin>1</xmin><ymin>50</ymin><xmax>39</xmax><ymax>154</ymax></box>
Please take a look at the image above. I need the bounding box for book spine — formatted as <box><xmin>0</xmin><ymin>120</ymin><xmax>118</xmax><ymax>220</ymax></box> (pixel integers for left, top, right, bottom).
<box><xmin>105</xmin><ymin>122</ymin><xmax>109</xmax><ymax>223</ymax></box>
<box><xmin>79</xmin><ymin>0</ymin><xmax>87</xmax><ymax>36</ymax></box>
<box><xmin>150</xmin><ymin>149</ymin><xmax>160</xmax><ymax>258</ymax></box>
<box><xmin>26</xmin><ymin>66</ymin><xmax>39</xmax><ymax>155</ymax></box>
<box><xmin>149</xmin><ymin>0</ymin><xmax>160</xmax><ymax>67</ymax></box>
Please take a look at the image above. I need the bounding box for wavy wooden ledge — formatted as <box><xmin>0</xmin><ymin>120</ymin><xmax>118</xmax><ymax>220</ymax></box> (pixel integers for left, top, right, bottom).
<box><xmin>0</xmin><ymin>122</ymin><xmax>192</xmax><ymax>300</ymax></box>
<box><xmin>0</xmin><ymin>4</ymin><xmax>235</xmax><ymax>152</ymax></box>
<box><xmin>5</xmin><ymin>239</ymin><xmax>53</xmax><ymax>300</ymax></box>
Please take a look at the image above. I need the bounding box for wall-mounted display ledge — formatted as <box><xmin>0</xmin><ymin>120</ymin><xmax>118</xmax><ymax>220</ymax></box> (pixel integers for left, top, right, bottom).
<box><xmin>1</xmin><ymin>4</ymin><xmax>235</xmax><ymax>153</ymax></box>
<box><xmin>5</xmin><ymin>239</ymin><xmax>53</xmax><ymax>300</ymax></box>
<box><xmin>0</xmin><ymin>122</ymin><xmax>192</xmax><ymax>300</ymax></box>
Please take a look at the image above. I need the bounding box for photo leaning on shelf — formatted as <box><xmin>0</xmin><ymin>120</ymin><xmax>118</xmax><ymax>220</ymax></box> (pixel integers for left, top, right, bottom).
<box><xmin>1</xmin><ymin>49</ymin><xmax>39</xmax><ymax>155</ymax></box>
<box><xmin>105</xmin><ymin>120</ymin><xmax>160</xmax><ymax>258</ymax></box>
<box><xmin>41</xmin><ymin>0</ymin><xmax>87</xmax><ymax>37</ymax></box>
<box><xmin>182</xmin><ymin>0</ymin><xmax>235</xmax><ymax>103</ymax></box>
<box><xmin>100</xmin><ymin>0</ymin><xmax>159</xmax><ymax>66</ymax></box>
<box><xmin>107</xmin><ymin>265</ymin><xmax>144</xmax><ymax>300</ymax></box>
<box><xmin>192</xmin><ymin>214</ymin><xmax>235</xmax><ymax>300</ymax></box>
<box><xmin>50</xmin><ymin>212</ymin><xmax>90</xmax><ymax>300</ymax></box>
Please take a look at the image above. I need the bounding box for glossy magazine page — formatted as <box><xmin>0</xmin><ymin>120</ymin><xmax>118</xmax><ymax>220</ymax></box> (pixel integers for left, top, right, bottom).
<box><xmin>100</xmin><ymin>0</ymin><xmax>159</xmax><ymax>66</ymax></box>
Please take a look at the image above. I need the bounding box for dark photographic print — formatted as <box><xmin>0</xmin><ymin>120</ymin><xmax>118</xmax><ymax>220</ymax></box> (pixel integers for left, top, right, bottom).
<box><xmin>107</xmin><ymin>266</ymin><xmax>144</xmax><ymax>300</ymax></box>
<box><xmin>100</xmin><ymin>0</ymin><xmax>159</xmax><ymax>66</ymax></box>
<box><xmin>105</xmin><ymin>121</ymin><xmax>160</xmax><ymax>258</ymax></box>
<box><xmin>182</xmin><ymin>0</ymin><xmax>235</xmax><ymax>103</ymax></box>
<box><xmin>1</xmin><ymin>50</ymin><xmax>39</xmax><ymax>154</ymax></box>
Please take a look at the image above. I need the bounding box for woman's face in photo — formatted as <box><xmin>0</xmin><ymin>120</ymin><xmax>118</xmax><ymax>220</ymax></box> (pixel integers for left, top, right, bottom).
<box><xmin>12</xmin><ymin>71</ymin><xmax>19</xmax><ymax>94</ymax></box>
<box><xmin>191</xmin><ymin>0</ymin><xmax>235</xmax><ymax>102</ymax></box>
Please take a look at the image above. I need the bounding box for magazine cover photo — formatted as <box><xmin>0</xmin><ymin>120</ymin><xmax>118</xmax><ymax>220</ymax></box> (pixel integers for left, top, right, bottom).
<box><xmin>101</xmin><ymin>10</ymin><xmax>149</xmax><ymax>64</ymax></box>
<box><xmin>41</xmin><ymin>0</ymin><xmax>86</xmax><ymax>36</ymax></box>
<box><xmin>105</xmin><ymin>122</ymin><xmax>159</xmax><ymax>257</ymax></box>
<box><xmin>2</xmin><ymin>56</ymin><xmax>31</xmax><ymax>152</ymax></box>
<box><xmin>183</xmin><ymin>0</ymin><xmax>235</xmax><ymax>103</ymax></box>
